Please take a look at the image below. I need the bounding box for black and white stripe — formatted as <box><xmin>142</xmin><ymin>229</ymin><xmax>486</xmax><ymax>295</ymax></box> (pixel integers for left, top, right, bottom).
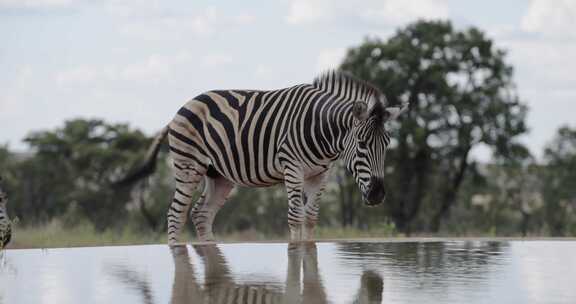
<box><xmin>169</xmin><ymin>243</ymin><xmax>326</xmax><ymax>304</ymax></box>
<box><xmin>120</xmin><ymin>70</ymin><xmax>408</xmax><ymax>244</ymax></box>
<box><xmin>0</xmin><ymin>177</ymin><xmax>12</xmax><ymax>248</ymax></box>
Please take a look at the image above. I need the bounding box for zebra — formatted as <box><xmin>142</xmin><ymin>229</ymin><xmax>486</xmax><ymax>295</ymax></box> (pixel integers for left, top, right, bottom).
<box><xmin>170</xmin><ymin>243</ymin><xmax>380</xmax><ymax>304</ymax></box>
<box><xmin>0</xmin><ymin>177</ymin><xmax>12</xmax><ymax>248</ymax></box>
<box><xmin>175</xmin><ymin>244</ymin><xmax>287</xmax><ymax>304</ymax></box>
<box><xmin>117</xmin><ymin>70</ymin><xmax>409</xmax><ymax>244</ymax></box>
<box><xmin>112</xmin><ymin>242</ymin><xmax>379</xmax><ymax>304</ymax></box>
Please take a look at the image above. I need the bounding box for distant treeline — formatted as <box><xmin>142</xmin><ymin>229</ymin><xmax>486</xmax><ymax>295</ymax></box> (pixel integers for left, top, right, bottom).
<box><xmin>1</xmin><ymin>20</ymin><xmax>575</xmax><ymax>237</ymax></box>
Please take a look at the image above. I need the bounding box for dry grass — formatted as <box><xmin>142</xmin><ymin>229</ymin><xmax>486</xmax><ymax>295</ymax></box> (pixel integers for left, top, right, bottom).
<box><xmin>5</xmin><ymin>220</ymin><xmax>401</xmax><ymax>249</ymax></box>
<box><xmin>10</xmin><ymin>220</ymin><xmax>566</xmax><ymax>250</ymax></box>
<box><xmin>6</xmin><ymin>220</ymin><xmax>165</xmax><ymax>249</ymax></box>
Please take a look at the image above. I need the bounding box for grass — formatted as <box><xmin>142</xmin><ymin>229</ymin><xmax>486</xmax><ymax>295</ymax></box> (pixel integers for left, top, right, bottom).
<box><xmin>9</xmin><ymin>220</ymin><xmax>164</xmax><ymax>249</ymax></box>
<box><xmin>5</xmin><ymin>219</ymin><xmax>401</xmax><ymax>249</ymax></box>
<box><xmin>8</xmin><ymin>220</ymin><xmax>567</xmax><ymax>250</ymax></box>
<box><xmin>5</xmin><ymin>221</ymin><xmax>576</xmax><ymax>254</ymax></box>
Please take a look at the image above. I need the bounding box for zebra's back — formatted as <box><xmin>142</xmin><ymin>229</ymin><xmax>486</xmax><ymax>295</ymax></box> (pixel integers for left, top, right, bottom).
<box><xmin>168</xmin><ymin>85</ymin><xmax>319</xmax><ymax>187</ymax></box>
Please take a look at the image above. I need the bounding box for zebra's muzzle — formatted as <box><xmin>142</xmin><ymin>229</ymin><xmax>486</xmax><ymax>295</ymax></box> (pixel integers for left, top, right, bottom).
<box><xmin>364</xmin><ymin>177</ymin><xmax>386</xmax><ymax>206</ymax></box>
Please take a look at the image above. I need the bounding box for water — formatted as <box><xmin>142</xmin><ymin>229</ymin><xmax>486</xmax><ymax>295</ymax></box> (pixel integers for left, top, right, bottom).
<box><xmin>1</xmin><ymin>240</ymin><xmax>575</xmax><ymax>304</ymax></box>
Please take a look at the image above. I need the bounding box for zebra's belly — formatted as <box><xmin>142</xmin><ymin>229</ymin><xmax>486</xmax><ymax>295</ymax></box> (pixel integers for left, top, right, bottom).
<box><xmin>207</xmin><ymin>157</ymin><xmax>331</xmax><ymax>188</ymax></box>
<box><xmin>213</xmin><ymin>172</ymin><xmax>285</xmax><ymax>188</ymax></box>
<box><xmin>207</xmin><ymin>157</ymin><xmax>286</xmax><ymax>188</ymax></box>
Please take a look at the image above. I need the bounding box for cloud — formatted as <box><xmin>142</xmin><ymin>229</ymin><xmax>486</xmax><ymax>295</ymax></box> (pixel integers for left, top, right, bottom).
<box><xmin>492</xmin><ymin>11</ymin><xmax>576</xmax><ymax>157</ymax></box>
<box><xmin>202</xmin><ymin>54</ymin><xmax>233</xmax><ymax>67</ymax></box>
<box><xmin>234</xmin><ymin>13</ymin><xmax>256</xmax><ymax>26</ymax></box>
<box><xmin>285</xmin><ymin>0</ymin><xmax>449</xmax><ymax>26</ymax></box>
<box><xmin>14</xmin><ymin>65</ymin><xmax>34</xmax><ymax>90</ymax></box>
<box><xmin>189</xmin><ymin>6</ymin><xmax>218</xmax><ymax>36</ymax></box>
<box><xmin>120</xmin><ymin>54</ymin><xmax>174</xmax><ymax>83</ymax></box>
<box><xmin>286</xmin><ymin>0</ymin><xmax>332</xmax><ymax>24</ymax></box>
<box><xmin>316</xmin><ymin>47</ymin><xmax>346</xmax><ymax>72</ymax></box>
<box><xmin>254</xmin><ymin>64</ymin><xmax>271</xmax><ymax>78</ymax></box>
<box><xmin>361</xmin><ymin>0</ymin><xmax>449</xmax><ymax>26</ymax></box>
<box><xmin>54</xmin><ymin>52</ymin><xmax>194</xmax><ymax>86</ymax></box>
<box><xmin>118</xmin><ymin>7</ymin><xmax>219</xmax><ymax>41</ymax></box>
<box><xmin>521</xmin><ymin>0</ymin><xmax>576</xmax><ymax>38</ymax></box>
<box><xmin>102</xmin><ymin>0</ymin><xmax>164</xmax><ymax>17</ymax></box>
<box><xmin>54</xmin><ymin>51</ymin><xmax>236</xmax><ymax>87</ymax></box>
<box><xmin>119</xmin><ymin>7</ymin><xmax>255</xmax><ymax>41</ymax></box>
<box><xmin>0</xmin><ymin>0</ymin><xmax>73</xmax><ymax>9</ymax></box>
<box><xmin>501</xmin><ymin>38</ymin><xmax>576</xmax><ymax>90</ymax></box>
<box><xmin>55</xmin><ymin>65</ymin><xmax>108</xmax><ymax>86</ymax></box>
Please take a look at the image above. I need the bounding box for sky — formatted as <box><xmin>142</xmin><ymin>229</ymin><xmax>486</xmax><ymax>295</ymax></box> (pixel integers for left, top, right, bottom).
<box><xmin>0</xmin><ymin>0</ymin><xmax>575</xmax><ymax>161</ymax></box>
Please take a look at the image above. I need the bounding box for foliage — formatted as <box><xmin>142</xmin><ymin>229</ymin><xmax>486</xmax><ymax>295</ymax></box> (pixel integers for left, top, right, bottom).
<box><xmin>9</xmin><ymin>219</ymin><xmax>165</xmax><ymax>249</ymax></box>
<box><xmin>340</xmin><ymin>20</ymin><xmax>528</xmax><ymax>232</ymax></box>
<box><xmin>541</xmin><ymin>126</ymin><xmax>576</xmax><ymax>235</ymax></box>
<box><xmin>4</xmin><ymin>119</ymin><xmax>151</xmax><ymax>230</ymax></box>
<box><xmin>8</xmin><ymin>220</ymin><xmax>399</xmax><ymax>249</ymax></box>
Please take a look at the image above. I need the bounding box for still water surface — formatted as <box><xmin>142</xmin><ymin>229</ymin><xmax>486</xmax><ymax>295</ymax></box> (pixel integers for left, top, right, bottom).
<box><xmin>1</xmin><ymin>241</ymin><xmax>575</xmax><ymax>304</ymax></box>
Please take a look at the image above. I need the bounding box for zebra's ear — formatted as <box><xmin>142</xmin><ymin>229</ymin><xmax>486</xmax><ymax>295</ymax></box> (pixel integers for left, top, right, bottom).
<box><xmin>384</xmin><ymin>101</ymin><xmax>409</xmax><ymax>122</ymax></box>
<box><xmin>352</xmin><ymin>101</ymin><xmax>369</xmax><ymax>121</ymax></box>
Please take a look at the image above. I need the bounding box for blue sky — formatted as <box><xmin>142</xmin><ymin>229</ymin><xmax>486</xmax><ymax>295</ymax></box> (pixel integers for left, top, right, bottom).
<box><xmin>1</xmin><ymin>0</ymin><xmax>575</xmax><ymax>161</ymax></box>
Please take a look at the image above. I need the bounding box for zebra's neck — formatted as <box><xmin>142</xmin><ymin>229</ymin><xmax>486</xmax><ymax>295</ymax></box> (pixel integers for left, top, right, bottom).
<box><xmin>312</xmin><ymin>70</ymin><xmax>379</xmax><ymax>102</ymax></box>
<box><xmin>311</xmin><ymin>70</ymin><xmax>378</xmax><ymax>154</ymax></box>
<box><xmin>297</xmin><ymin>88</ymin><xmax>357</xmax><ymax>161</ymax></box>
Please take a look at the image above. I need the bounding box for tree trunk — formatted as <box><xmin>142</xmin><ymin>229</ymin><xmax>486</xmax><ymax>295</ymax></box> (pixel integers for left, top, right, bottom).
<box><xmin>520</xmin><ymin>211</ymin><xmax>530</xmax><ymax>237</ymax></box>
<box><xmin>429</xmin><ymin>146</ymin><xmax>471</xmax><ymax>232</ymax></box>
<box><xmin>546</xmin><ymin>203</ymin><xmax>565</xmax><ymax>236</ymax></box>
<box><xmin>389</xmin><ymin>146</ymin><xmax>431</xmax><ymax>235</ymax></box>
<box><xmin>338</xmin><ymin>170</ymin><xmax>356</xmax><ymax>227</ymax></box>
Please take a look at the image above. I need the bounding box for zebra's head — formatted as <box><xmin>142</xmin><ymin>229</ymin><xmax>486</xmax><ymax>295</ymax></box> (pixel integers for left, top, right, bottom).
<box><xmin>0</xmin><ymin>177</ymin><xmax>11</xmax><ymax>248</ymax></box>
<box><xmin>346</xmin><ymin>96</ymin><xmax>408</xmax><ymax>206</ymax></box>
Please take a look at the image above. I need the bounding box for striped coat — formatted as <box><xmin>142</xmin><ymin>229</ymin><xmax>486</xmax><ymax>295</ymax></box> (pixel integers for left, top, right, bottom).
<box><xmin>118</xmin><ymin>71</ymin><xmax>408</xmax><ymax>243</ymax></box>
<box><xmin>0</xmin><ymin>178</ymin><xmax>12</xmax><ymax>248</ymax></box>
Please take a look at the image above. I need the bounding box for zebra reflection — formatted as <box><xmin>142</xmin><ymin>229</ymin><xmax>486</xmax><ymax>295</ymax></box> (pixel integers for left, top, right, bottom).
<box><xmin>107</xmin><ymin>265</ymin><xmax>156</xmax><ymax>304</ymax></box>
<box><xmin>110</xmin><ymin>243</ymin><xmax>383</xmax><ymax>303</ymax></box>
<box><xmin>171</xmin><ymin>243</ymin><xmax>383</xmax><ymax>304</ymax></box>
<box><xmin>170</xmin><ymin>243</ymin><xmax>328</xmax><ymax>304</ymax></box>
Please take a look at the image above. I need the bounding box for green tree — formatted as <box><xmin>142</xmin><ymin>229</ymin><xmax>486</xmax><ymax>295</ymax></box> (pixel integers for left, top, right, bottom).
<box><xmin>542</xmin><ymin>126</ymin><xmax>576</xmax><ymax>236</ymax></box>
<box><xmin>20</xmin><ymin>119</ymin><xmax>151</xmax><ymax>229</ymax></box>
<box><xmin>340</xmin><ymin>20</ymin><xmax>528</xmax><ymax>233</ymax></box>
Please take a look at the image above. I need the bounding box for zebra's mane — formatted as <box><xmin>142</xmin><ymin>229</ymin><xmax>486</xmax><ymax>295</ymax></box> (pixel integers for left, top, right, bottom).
<box><xmin>312</xmin><ymin>70</ymin><xmax>382</xmax><ymax>102</ymax></box>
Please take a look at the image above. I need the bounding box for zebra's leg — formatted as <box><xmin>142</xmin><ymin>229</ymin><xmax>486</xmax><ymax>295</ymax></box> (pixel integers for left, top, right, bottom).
<box><xmin>284</xmin><ymin>174</ymin><xmax>305</xmax><ymax>240</ymax></box>
<box><xmin>192</xmin><ymin>244</ymin><xmax>235</xmax><ymax>303</ymax></box>
<box><xmin>302</xmin><ymin>242</ymin><xmax>328</xmax><ymax>302</ymax></box>
<box><xmin>285</xmin><ymin>243</ymin><xmax>303</xmax><ymax>303</ymax></box>
<box><xmin>192</xmin><ymin>244</ymin><xmax>232</xmax><ymax>283</ymax></box>
<box><xmin>169</xmin><ymin>245</ymin><xmax>204</xmax><ymax>302</ymax></box>
<box><xmin>167</xmin><ymin>161</ymin><xmax>205</xmax><ymax>245</ymax></box>
<box><xmin>302</xmin><ymin>171</ymin><xmax>329</xmax><ymax>240</ymax></box>
<box><xmin>191</xmin><ymin>175</ymin><xmax>234</xmax><ymax>242</ymax></box>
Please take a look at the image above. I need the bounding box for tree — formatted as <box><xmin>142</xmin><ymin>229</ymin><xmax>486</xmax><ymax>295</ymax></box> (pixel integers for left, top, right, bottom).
<box><xmin>334</xmin><ymin>163</ymin><xmax>360</xmax><ymax>227</ymax></box>
<box><xmin>340</xmin><ymin>20</ymin><xmax>528</xmax><ymax>233</ymax></box>
<box><xmin>20</xmin><ymin>119</ymin><xmax>151</xmax><ymax>229</ymax></box>
<box><xmin>541</xmin><ymin>126</ymin><xmax>576</xmax><ymax>236</ymax></box>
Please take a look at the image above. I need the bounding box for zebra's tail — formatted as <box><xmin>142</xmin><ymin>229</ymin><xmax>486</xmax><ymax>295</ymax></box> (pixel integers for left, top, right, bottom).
<box><xmin>113</xmin><ymin>126</ymin><xmax>169</xmax><ymax>188</ymax></box>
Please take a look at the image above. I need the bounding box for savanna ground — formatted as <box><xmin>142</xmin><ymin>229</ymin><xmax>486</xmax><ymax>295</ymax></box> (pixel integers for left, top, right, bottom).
<box><xmin>6</xmin><ymin>219</ymin><xmax>568</xmax><ymax>250</ymax></box>
<box><xmin>5</xmin><ymin>220</ymin><xmax>398</xmax><ymax>249</ymax></box>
